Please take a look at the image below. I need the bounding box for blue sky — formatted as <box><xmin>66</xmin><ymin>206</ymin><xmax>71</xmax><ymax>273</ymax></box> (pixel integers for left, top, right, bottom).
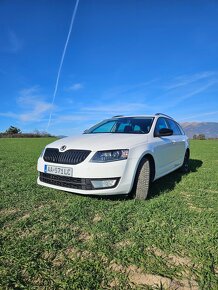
<box><xmin>0</xmin><ymin>0</ymin><xmax>218</xmax><ymax>136</ymax></box>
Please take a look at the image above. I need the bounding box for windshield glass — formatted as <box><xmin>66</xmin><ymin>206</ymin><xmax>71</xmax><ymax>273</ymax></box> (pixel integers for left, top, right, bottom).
<box><xmin>85</xmin><ymin>117</ymin><xmax>154</xmax><ymax>134</ymax></box>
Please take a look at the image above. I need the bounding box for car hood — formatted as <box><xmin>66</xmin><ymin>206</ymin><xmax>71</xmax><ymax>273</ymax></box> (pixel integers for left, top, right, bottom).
<box><xmin>47</xmin><ymin>133</ymin><xmax>148</xmax><ymax>151</ymax></box>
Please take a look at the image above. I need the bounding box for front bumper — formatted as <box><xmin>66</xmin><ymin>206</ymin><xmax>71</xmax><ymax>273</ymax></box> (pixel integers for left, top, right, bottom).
<box><xmin>39</xmin><ymin>172</ymin><xmax>120</xmax><ymax>190</ymax></box>
<box><xmin>37</xmin><ymin>156</ymin><xmax>138</xmax><ymax>195</ymax></box>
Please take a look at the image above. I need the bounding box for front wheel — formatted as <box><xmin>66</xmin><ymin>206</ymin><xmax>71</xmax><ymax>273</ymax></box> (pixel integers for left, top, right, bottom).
<box><xmin>180</xmin><ymin>150</ymin><xmax>190</xmax><ymax>173</ymax></box>
<box><xmin>131</xmin><ymin>158</ymin><xmax>150</xmax><ymax>200</ymax></box>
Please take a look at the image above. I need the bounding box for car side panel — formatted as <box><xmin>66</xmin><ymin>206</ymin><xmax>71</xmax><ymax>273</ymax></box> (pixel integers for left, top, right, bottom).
<box><xmin>151</xmin><ymin>137</ymin><xmax>175</xmax><ymax>177</ymax></box>
<box><xmin>169</xmin><ymin>135</ymin><xmax>186</xmax><ymax>166</ymax></box>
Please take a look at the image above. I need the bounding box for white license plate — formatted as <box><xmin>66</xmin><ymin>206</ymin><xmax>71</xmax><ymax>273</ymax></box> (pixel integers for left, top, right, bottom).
<box><xmin>44</xmin><ymin>165</ymin><xmax>73</xmax><ymax>177</ymax></box>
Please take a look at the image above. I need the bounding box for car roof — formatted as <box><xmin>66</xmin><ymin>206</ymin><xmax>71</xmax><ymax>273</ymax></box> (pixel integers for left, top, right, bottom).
<box><xmin>112</xmin><ymin>113</ymin><xmax>174</xmax><ymax>119</ymax></box>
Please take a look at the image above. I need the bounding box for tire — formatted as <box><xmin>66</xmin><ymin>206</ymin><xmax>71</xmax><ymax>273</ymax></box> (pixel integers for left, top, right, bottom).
<box><xmin>180</xmin><ymin>150</ymin><xmax>190</xmax><ymax>173</ymax></box>
<box><xmin>132</xmin><ymin>158</ymin><xmax>151</xmax><ymax>200</ymax></box>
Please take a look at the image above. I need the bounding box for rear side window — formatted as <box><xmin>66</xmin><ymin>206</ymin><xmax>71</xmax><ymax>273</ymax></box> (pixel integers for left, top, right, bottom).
<box><xmin>167</xmin><ymin>119</ymin><xmax>182</xmax><ymax>135</ymax></box>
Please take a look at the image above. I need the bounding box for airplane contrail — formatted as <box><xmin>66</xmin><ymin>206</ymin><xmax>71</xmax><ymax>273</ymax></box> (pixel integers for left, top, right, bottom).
<box><xmin>46</xmin><ymin>0</ymin><xmax>80</xmax><ymax>131</ymax></box>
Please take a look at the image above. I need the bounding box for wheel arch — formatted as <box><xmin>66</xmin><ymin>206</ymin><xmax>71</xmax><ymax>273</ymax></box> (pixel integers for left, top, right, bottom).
<box><xmin>143</xmin><ymin>153</ymin><xmax>155</xmax><ymax>182</ymax></box>
<box><xmin>129</xmin><ymin>152</ymin><xmax>156</xmax><ymax>197</ymax></box>
<box><xmin>130</xmin><ymin>152</ymin><xmax>156</xmax><ymax>193</ymax></box>
<box><xmin>186</xmin><ymin>147</ymin><xmax>190</xmax><ymax>158</ymax></box>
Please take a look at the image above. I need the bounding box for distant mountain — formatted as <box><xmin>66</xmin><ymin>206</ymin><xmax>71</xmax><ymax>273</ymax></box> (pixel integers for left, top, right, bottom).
<box><xmin>180</xmin><ymin>122</ymin><xmax>218</xmax><ymax>139</ymax></box>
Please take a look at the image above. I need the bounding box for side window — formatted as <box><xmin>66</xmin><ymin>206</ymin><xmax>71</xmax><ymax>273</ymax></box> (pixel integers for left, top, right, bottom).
<box><xmin>167</xmin><ymin>119</ymin><xmax>182</xmax><ymax>135</ymax></box>
<box><xmin>154</xmin><ymin>117</ymin><xmax>169</xmax><ymax>135</ymax></box>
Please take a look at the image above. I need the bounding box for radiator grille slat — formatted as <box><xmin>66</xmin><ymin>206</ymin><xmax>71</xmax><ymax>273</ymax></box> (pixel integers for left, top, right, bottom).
<box><xmin>43</xmin><ymin>148</ymin><xmax>91</xmax><ymax>165</ymax></box>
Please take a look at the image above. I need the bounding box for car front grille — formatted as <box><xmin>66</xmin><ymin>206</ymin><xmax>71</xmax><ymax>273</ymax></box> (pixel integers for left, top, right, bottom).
<box><xmin>43</xmin><ymin>148</ymin><xmax>91</xmax><ymax>165</ymax></box>
<box><xmin>39</xmin><ymin>172</ymin><xmax>93</xmax><ymax>190</ymax></box>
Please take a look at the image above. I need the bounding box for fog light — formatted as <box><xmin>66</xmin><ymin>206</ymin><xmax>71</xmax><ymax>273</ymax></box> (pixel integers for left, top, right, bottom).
<box><xmin>91</xmin><ymin>179</ymin><xmax>117</xmax><ymax>189</ymax></box>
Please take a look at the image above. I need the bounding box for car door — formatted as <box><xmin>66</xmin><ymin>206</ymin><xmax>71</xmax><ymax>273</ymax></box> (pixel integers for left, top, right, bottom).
<box><xmin>166</xmin><ymin>119</ymin><xmax>186</xmax><ymax>167</ymax></box>
<box><xmin>153</xmin><ymin>117</ymin><xmax>175</xmax><ymax>177</ymax></box>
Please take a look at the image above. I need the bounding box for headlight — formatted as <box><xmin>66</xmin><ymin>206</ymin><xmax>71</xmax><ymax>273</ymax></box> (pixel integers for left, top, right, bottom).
<box><xmin>90</xmin><ymin>149</ymin><xmax>129</xmax><ymax>163</ymax></box>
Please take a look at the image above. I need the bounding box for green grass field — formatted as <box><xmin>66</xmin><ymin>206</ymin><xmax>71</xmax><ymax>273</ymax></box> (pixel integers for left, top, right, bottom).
<box><xmin>0</xmin><ymin>138</ymin><xmax>217</xmax><ymax>289</ymax></box>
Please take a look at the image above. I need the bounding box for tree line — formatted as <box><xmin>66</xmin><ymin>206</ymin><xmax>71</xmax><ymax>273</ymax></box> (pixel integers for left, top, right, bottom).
<box><xmin>192</xmin><ymin>134</ymin><xmax>218</xmax><ymax>140</ymax></box>
<box><xmin>193</xmin><ymin>134</ymin><xmax>206</xmax><ymax>140</ymax></box>
<box><xmin>0</xmin><ymin>126</ymin><xmax>53</xmax><ymax>138</ymax></box>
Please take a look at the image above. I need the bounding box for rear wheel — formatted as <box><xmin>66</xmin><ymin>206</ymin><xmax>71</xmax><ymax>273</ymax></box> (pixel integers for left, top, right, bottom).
<box><xmin>131</xmin><ymin>158</ymin><xmax>150</xmax><ymax>200</ymax></box>
<box><xmin>180</xmin><ymin>150</ymin><xmax>190</xmax><ymax>173</ymax></box>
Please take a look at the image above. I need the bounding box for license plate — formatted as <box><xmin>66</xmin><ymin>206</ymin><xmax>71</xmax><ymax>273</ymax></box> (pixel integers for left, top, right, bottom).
<box><xmin>44</xmin><ymin>165</ymin><xmax>73</xmax><ymax>177</ymax></box>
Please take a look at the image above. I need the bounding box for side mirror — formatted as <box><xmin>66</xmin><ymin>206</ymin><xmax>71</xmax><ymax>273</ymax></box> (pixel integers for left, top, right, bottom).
<box><xmin>155</xmin><ymin>128</ymin><xmax>173</xmax><ymax>137</ymax></box>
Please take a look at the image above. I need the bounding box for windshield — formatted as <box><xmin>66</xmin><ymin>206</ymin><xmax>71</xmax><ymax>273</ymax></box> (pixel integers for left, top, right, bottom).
<box><xmin>85</xmin><ymin>117</ymin><xmax>154</xmax><ymax>134</ymax></box>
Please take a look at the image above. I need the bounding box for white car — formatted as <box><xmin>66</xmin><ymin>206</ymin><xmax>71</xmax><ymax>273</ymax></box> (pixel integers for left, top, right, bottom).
<box><xmin>37</xmin><ymin>113</ymin><xmax>190</xmax><ymax>199</ymax></box>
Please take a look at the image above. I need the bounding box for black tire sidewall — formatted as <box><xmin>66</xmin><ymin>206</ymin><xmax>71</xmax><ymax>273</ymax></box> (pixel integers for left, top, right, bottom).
<box><xmin>131</xmin><ymin>157</ymin><xmax>151</xmax><ymax>200</ymax></box>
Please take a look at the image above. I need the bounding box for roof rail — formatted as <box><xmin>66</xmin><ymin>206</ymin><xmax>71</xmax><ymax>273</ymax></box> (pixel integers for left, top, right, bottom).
<box><xmin>112</xmin><ymin>115</ymin><xmax>124</xmax><ymax>118</ymax></box>
<box><xmin>155</xmin><ymin>113</ymin><xmax>174</xmax><ymax>119</ymax></box>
